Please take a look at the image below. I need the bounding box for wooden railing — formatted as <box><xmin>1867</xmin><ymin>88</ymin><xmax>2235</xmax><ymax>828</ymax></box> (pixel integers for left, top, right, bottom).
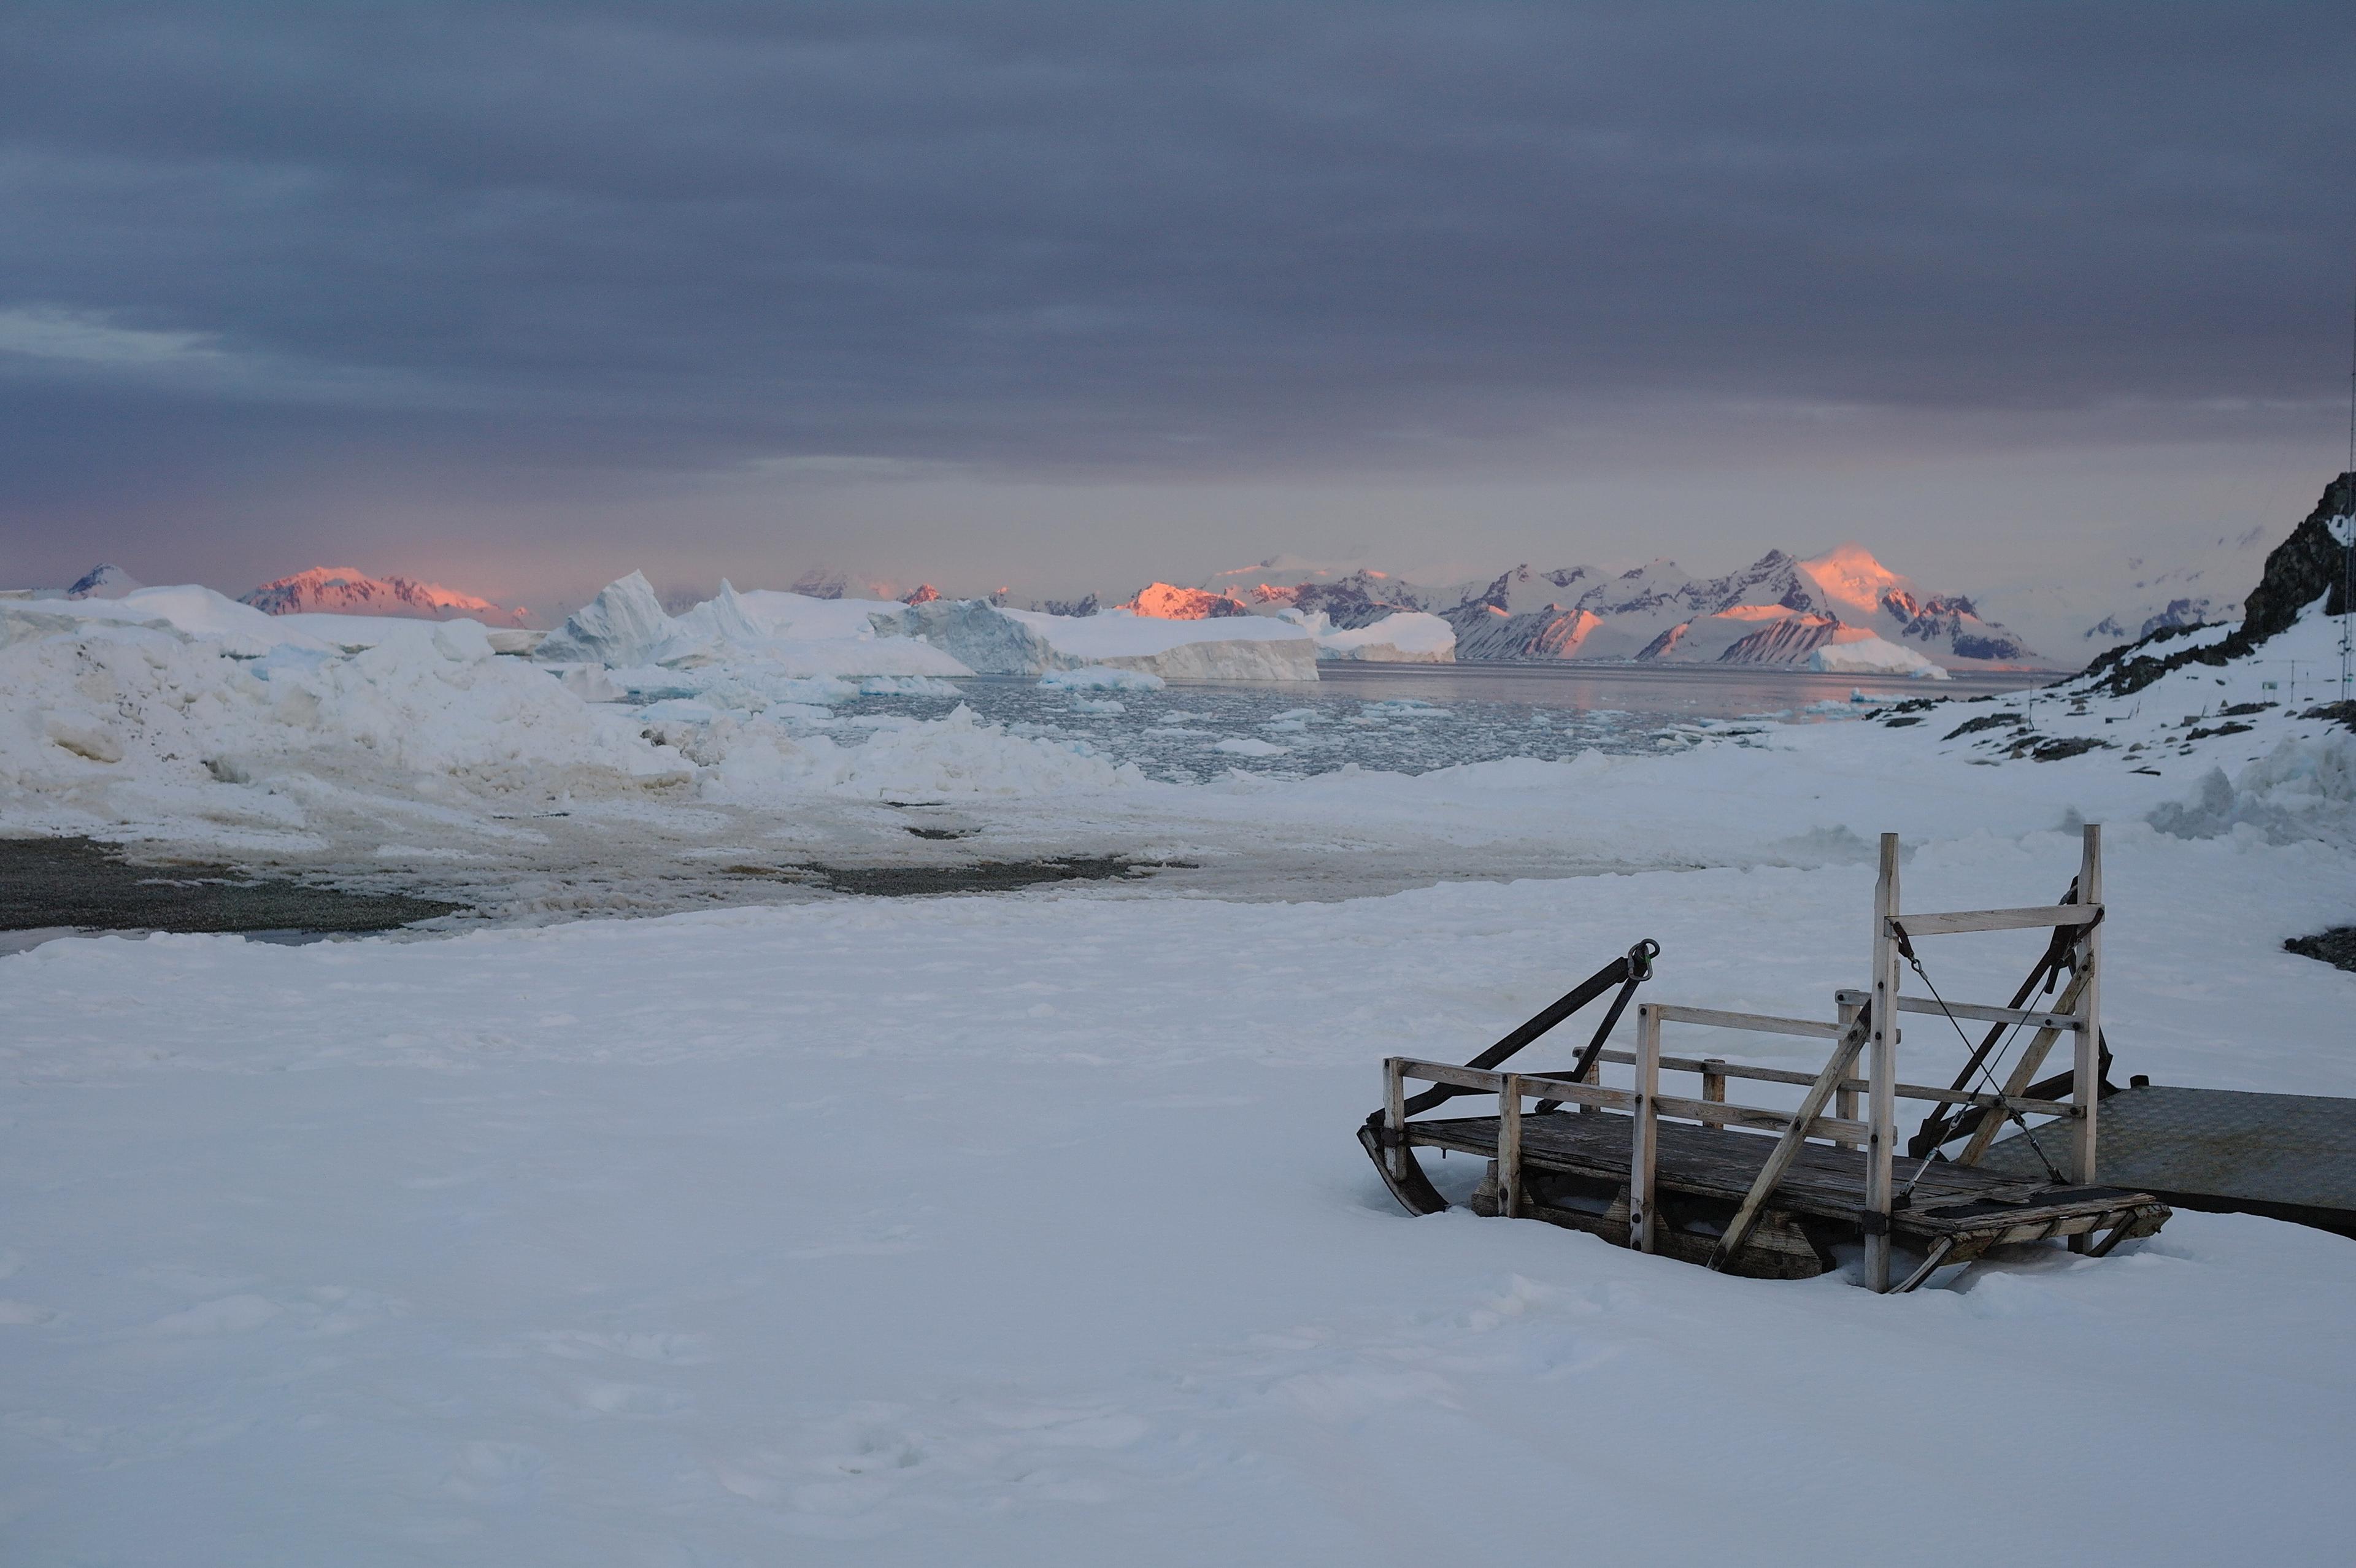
<box><xmin>1380</xmin><ymin>823</ymin><xmax>2108</xmax><ymax>1294</ymax></box>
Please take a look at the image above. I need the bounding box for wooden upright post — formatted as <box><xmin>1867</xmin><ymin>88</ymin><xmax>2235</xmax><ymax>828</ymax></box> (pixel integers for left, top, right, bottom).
<box><xmin>1499</xmin><ymin>1074</ymin><xmax>1525</xmax><ymax>1219</ymax></box>
<box><xmin>1628</xmin><ymin>1004</ymin><xmax>1661</xmax><ymax>1253</ymax></box>
<box><xmin>1866</xmin><ymin>833</ymin><xmax>1902</xmax><ymax>1292</ymax></box>
<box><xmin>1833</xmin><ymin>996</ymin><xmax>1861</xmax><ymax>1151</ymax></box>
<box><xmin>1384</xmin><ymin>1058</ymin><xmax>1409</xmax><ymax>1184</ymax></box>
<box><xmin>2070</xmin><ymin>824</ymin><xmax>2104</xmax><ymax>1243</ymax></box>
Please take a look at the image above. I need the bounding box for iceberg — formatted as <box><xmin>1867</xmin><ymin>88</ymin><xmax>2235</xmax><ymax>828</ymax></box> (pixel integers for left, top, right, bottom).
<box><xmin>1809</xmin><ymin>633</ymin><xmax>1951</xmax><ymax>678</ymax></box>
<box><xmin>1287</xmin><ymin>609</ymin><xmax>1457</xmax><ymax>663</ymax></box>
<box><xmin>536</xmin><ymin>572</ymin><xmax>687</xmax><ymax>667</ymax></box>
<box><xmin>539</xmin><ymin>575</ymin><xmax>974</xmax><ymax>678</ymax></box>
<box><xmin>904</xmin><ymin>599</ymin><xmax>1317</xmax><ymax>680</ymax></box>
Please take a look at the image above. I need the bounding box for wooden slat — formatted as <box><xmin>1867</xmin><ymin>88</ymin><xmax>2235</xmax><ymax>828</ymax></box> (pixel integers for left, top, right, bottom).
<box><xmin>1891</xmin><ymin>904</ymin><xmax>2101</xmax><ymax>937</ymax></box>
<box><xmin>1901</xmin><ymin>1086</ymin><xmax>2076</xmax><ymax>1116</ymax></box>
<box><xmin>1587</xmin><ymin>1048</ymin><xmax>1819</xmax><ymax>1088</ymax></box>
<box><xmin>1646</xmin><ymin>1004</ymin><xmax>1849</xmax><ymax>1039</ymax></box>
<box><xmin>1509</xmin><ymin>1075</ymin><xmax>1634</xmax><ymax>1111</ymax></box>
<box><xmin>1392</xmin><ymin>1059</ymin><xmax>1503</xmax><ymax>1092</ymax></box>
<box><xmin>1836</xmin><ymin>988</ymin><xmax>2084</xmax><ymax>1033</ymax></box>
<box><xmin>1653</xmin><ymin>1093</ymin><xmax>1870</xmax><ymax>1144</ymax></box>
<box><xmin>1576</xmin><ymin>1046</ymin><xmax>2069</xmax><ymax>1116</ymax></box>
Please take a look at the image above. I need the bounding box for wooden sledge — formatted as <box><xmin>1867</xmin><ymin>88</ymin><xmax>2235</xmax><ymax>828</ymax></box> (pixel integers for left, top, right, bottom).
<box><xmin>1361</xmin><ymin>826</ymin><xmax>2173</xmax><ymax>1291</ymax></box>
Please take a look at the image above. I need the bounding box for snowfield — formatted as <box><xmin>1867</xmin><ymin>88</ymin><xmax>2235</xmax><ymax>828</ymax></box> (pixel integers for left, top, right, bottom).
<box><xmin>1</xmin><ymin>572</ymin><xmax>2352</xmax><ymax>1564</ymax></box>
<box><xmin>2</xmin><ymin>834</ymin><xmax>2352</xmax><ymax>1565</ymax></box>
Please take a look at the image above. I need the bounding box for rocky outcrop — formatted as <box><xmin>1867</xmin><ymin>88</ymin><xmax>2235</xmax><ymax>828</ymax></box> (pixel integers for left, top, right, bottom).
<box><xmin>1718</xmin><ymin>614</ymin><xmax>1841</xmax><ymax>664</ymax></box>
<box><xmin>2087</xmin><ymin>473</ymin><xmax>2354</xmax><ymax>696</ymax></box>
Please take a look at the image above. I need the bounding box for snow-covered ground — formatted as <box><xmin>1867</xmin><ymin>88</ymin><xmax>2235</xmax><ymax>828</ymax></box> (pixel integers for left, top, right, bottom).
<box><xmin>2</xmin><ymin>829</ymin><xmax>2352</xmax><ymax>1565</ymax></box>
<box><xmin>2</xmin><ymin>575</ymin><xmax>2353</xmax><ymax>1564</ymax></box>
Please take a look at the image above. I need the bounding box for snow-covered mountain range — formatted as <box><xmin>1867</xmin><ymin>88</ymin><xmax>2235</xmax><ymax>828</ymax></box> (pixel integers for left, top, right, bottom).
<box><xmin>239</xmin><ymin>566</ymin><xmax>529</xmax><ymax>625</ymax></box>
<box><xmin>40</xmin><ymin>518</ymin><xmax>2299</xmax><ymax>675</ymax></box>
<box><xmin>1138</xmin><ymin>544</ymin><xmax>2039</xmax><ymax>670</ymax></box>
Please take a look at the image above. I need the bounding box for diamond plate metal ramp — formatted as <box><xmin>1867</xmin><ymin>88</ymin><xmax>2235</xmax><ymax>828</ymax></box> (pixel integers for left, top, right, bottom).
<box><xmin>1982</xmin><ymin>1084</ymin><xmax>2356</xmax><ymax>1236</ymax></box>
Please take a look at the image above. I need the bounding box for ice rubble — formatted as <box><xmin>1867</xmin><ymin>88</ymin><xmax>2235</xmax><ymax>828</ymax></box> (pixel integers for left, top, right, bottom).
<box><xmin>2149</xmin><ymin>734</ymin><xmax>2356</xmax><ymax>849</ymax></box>
<box><xmin>1040</xmin><ymin>665</ymin><xmax>1168</xmax><ymax>690</ymax></box>
<box><xmin>533</xmin><ymin>574</ymin><xmax>1320</xmax><ymax>684</ymax></box>
<box><xmin>692</xmin><ymin>704</ymin><xmax>1142</xmax><ymax>801</ymax></box>
<box><xmin>0</xmin><ymin>596</ymin><xmax>678</xmax><ymax>813</ymax></box>
<box><xmin>0</xmin><ymin>589</ymin><xmax>1151</xmax><ymax>844</ymax></box>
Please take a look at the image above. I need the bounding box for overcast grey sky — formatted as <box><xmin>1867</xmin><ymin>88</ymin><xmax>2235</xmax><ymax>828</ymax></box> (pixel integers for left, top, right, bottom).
<box><xmin>2</xmin><ymin>2</ymin><xmax>2352</xmax><ymax>608</ymax></box>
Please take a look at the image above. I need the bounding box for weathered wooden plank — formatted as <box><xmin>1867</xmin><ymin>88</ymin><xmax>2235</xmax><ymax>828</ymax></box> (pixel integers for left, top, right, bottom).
<box><xmin>1508</xmin><ymin>1075</ymin><xmax>1634</xmax><ymax>1111</ymax></box>
<box><xmin>2073</xmin><ymin>823</ymin><xmax>2104</xmax><ymax>1203</ymax></box>
<box><xmin>1652</xmin><ymin>1093</ymin><xmax>1871</xmax><ymax>1145</ymax></box>
<box><xmin>1892</xmin><ymin>904</ymin><xmax>2101</xmax><ymax>937</ymax></box>
<box><xmin>1587</xmin><ymin>1049</ymin><xmax>1818</xmax><ymax>1087</ymax></box>
<box><xmin>1647</xmin><ymin>1004</ymin><xmax>1849</xmax><ymax>1040</ymax></box>
<box><xmin>1573</xmin><ymin>1046</ymin><xmax>2060</xmax><ymax>1114</ymax></box>
<box><xmin>1498</xmin><ymin>1074</ymin><xmax>1525</xmax><ymax>1218</ymax></box>
<box><xmin>1393</xmin><ymin>1059</ymin><xmax>1505</xmax><ymax>1093</ymax></box>
<box><xmin>1384</xmin><ymin>1058</ymin><xmax>1407</xmax><ymax>1183</ymax></box>
<box><xmin>1866</xmin><ymin>833</ymin><xmax>1901</xmax><ymax>1291</ymax></box>
<box><xmin>1836</xmin><ymin>988</ymin><xmax>2084</xmax><ymax>1033</ymax></box>
<box><xmin>1629</xmin><ymin>1006</ymin><xmax>1661</xmax><ymax>1253</ymax></box>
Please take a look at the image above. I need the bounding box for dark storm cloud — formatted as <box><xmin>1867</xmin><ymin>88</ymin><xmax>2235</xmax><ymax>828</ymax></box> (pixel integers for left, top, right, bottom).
<box><xmin>2</xmin><ymin>2</ymin><xmax>2352</xmax><ymax>565</ymax></box>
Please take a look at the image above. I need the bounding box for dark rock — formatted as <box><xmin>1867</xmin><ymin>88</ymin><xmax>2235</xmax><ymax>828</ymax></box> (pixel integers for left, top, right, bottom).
<box><xmin>0</xmin><ymin>837</ymin><xmax>461</xmax><ymax>933</ymax></box>
<box><xmin>2088</xmin><ymin>473</ymin><xmax>2354</xmax><ymax>697</ymax></box>
<box><xmin>2298</xmin><ymin>701</ymin><xmax>2356</xmax><ymax>732</ymax></box>
<box><xmin>2284</xmin><ymin>927</ymin><xmax>2356</xmax><ymax>974</ymax></box>
<box><xmin>1944</xmin><ymin>711</ymin><xmax>2023</xmax><ymax>740</ymax></box>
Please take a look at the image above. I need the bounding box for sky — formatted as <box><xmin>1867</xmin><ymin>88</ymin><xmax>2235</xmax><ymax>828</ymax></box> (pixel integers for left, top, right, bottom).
<box><xmin>3</xmin><ymin>2</ymin><xmax>2354</xmax><ymax>614</ymax></box>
